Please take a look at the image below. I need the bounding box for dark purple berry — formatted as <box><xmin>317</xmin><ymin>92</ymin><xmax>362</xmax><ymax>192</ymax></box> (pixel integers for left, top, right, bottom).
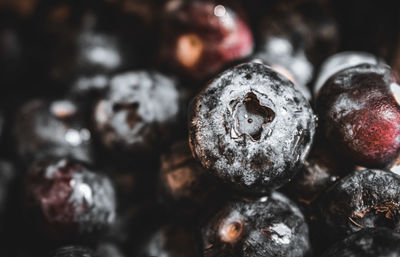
<box><xmin>14</xmin><ymin>99</ymin><xmax>93</xmax><ymax>165</ymax></box>
<box><xmin>24</xmin><ymin>158</ymin><xmax>116</xmax><ymax>241</ymax></box>
<box><xmin>316</xmin><ymin>64</ymin><xmax>400</xmax><ymax>168</ymax></box>
<box><xmin>159</xmin><ymin>1</ymin><xmax>254</xmax><ymax>80</ymax></box>
<box><xmin>322</xmin><ymin>228</ymin><xmax>400</xmax><ymax>257</ymax></box>
<box><xmin>320</xmin><ymin>169</ymin><xmax>400</xmax><ymax>242</ymax></box>
<box><xmin>189</xmin><ymin>62</ymin><xmax>316</xmax><ymax>193</ymax></box>
<box><xmin>93</xmin><ymin>71</ymin><xmax>181</xmax><ymax>154</ymax></box>
<box><xmin>202</xmin><ymin>192</ymin><xmax>310</xmax><ymax>257</ymax></box>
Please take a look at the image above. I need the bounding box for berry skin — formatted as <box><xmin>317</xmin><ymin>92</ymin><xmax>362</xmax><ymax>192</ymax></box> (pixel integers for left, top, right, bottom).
<box><xmin>314</xmin><ymin>51</ymin><xmax>383</xmax><ymax>95</ymax></box>
<box><xmin>93</xmin><ymin>71</ymin><xmax>181</xmax><ymax>154</ymax></box>
<box><xmin>322</xmin><ymin>228</ymin><xmax>400</xmax><ymax>257</ymax></box>
<box><xmin>319</xmin><ymin>169</ymin><xmax>400</xmax><ymax>242</ymax></box>
<box><xmin>14</xmin><ymin>99</ymin><xmax>93</xmax><ymax>165</ymax></box>
<box><xmin>159</xmin><ymin>1</ymin><xmax>254</xmax><ymax>80</ymax></box>
<box><xmin>202</xmin><ymin>192</ymin><xmax>310</xmax><ymax>257</ymax></box>
<box><xmin>316</xmin><ymin>64</ymin><xmax>400</xmax><ymax>168</ymax></box>
<box><xmin>139</xmin><ymin>224</ymin><xmax>202</xmax><ymax>257</ymax></box>
<box><xmin>24</xmin><ymin>158</ymin><xmax>116</xmax><ymax>241</ymax></box>
<box><xmin>189</xmin><ymin>62</ymin><xmax>316</xmax><ymax>193</ymax></box>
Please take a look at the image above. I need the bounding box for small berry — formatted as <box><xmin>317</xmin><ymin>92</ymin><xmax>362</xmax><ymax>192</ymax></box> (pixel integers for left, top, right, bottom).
<box><xmin>159</xmin><ymin>1</ymin><xmax>254</xmax><ymax>80</ymax></box>
<box><xmin>320</xmin><ymin>169</ymin><xmax>400</xmax><ymax>242</ymax></box>
<box><xmin>189</xmin><ymin>62</ymin><xmax>316</xmax><ymax>193</ymax></box>
<box><xmin>93</xmin><ymin>71</ymin><xmax>181</xmax><ymax>154</ymax></box>
<box><xmin>14</xmin><ymin>99</ymin><xmax>93</xmax><ymax>165</ymax></box>
<box><xmin>202</xmin><ymin>192</ymin><xmax>310</xmax><ymax>257</ymax></box>
<box><xmin>316</xmin><ymin>64</ymin><xmax>400</xmax><ymax>168</ymax></box>
<box><xmin>24</xmin><ymin>158</ymin><xmax>116</xmax><ymax>241</ymax></box>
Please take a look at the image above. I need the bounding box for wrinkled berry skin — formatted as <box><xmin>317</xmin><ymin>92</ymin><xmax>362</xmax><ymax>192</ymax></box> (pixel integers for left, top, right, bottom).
<box><xmin>159</xmin><ymin>1</ymin><xmax>254</xmax><ymax>80</ymax></box>
<box><xmin>50</xmin><ymin>246</ymin><xmax>96</xmax><ymax>257</ymax></box>
<box><xmin>159</xmin><ymin>140</ymin><xmax>228</xmax><ymax>218</ymax></box>
<box><xmin>14</xmin><ymin>99</ymin><xmax>93</xmax><ymax>165</ymax></box>
<box><xmin>94</xmin><ymin>71</ymin><xmax>181</xmax><ymax>154</ymax></box>
<box><xmin>316</xmin><ymin>64</ymin><xmax>400</xmax><ymax>168</ymax></box>
<box><xmin>189</xmin><ymin>62</ymin><xmax>316</xmax><ymax>193</ymax></box>
<box><xmin>319</xmin><ymin>169</ymin><xmax>400</xmax><ymax>242</ymax></box>
<box><xmin>139</xmin><ymin>224</ymin><xmax>202</xmax><ymax>257</ymax></box>
<box><xmin>24</xmin><ymin>158</ymin><xmax>116</xmax><ymax>241</ymax></box>
<box><xmin>322</xmin><ymin>228</ymin><xmax>400</xmax><ymax>257</ymax></box>
<box><xmin>202</xmin><ymin>192</ymin><xmax>310</xmax><ymax>257</ymax></box>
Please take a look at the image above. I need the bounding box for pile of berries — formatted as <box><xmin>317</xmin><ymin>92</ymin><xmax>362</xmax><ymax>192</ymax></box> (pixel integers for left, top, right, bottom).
<box><xmin>1</xmin><ymin>0</ymin><xmax>400</xmax><ymax>256</ymax></box>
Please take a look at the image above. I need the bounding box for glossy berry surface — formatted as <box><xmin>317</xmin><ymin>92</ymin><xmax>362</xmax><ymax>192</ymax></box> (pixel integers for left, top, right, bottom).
<box><xmin>322</xmin><ymin>228</ymin><xmax>400</xmax><ymax>257</ymax></box>
<box><xmin>94</xmin><ymin>71</ymin><xmax>181</xmax><ymax>153</ymax></box>
<box><xmin>159</xmin><ymin>1</ymin><xmax>254</xmax><ymax>79</ymax></box>
<box><xmin>24</xmin><ymin>158</ymin><xmax>116</xmax><ymax>240</ymax></box>
<box><xmin>320</xmin><ymin>169</ymin><xmax>400</xmax><ymax>241</ymax></box>
<box><xmin>202</xmin><ymin>192</ymin><xmax>310</xmax><ymax>257</ymax></box>
<box><xmin>316</xmin><ymin>64</ymin><xmax>400</xmax><ymax>168</ymax></box>
<box><xmin>14</xmin><ymin>99</ymin><xmax>93</xmax><ymax>165</ymax></box>
<box><xmin>189</xmin><ymin>62</ymin><xmax>316</xmax><ymax>193</ymax></box>
<box><xmin>139</xmin><ymin>224</ymin><xmax>202</xmax><ymax>257</ymax></box>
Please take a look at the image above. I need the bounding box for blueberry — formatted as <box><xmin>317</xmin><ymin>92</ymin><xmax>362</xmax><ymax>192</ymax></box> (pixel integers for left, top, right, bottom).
<box><xmin>189</xmin><ymin>62</ymin><xmax>316</xmax><ymax>193</ymax></box>
<box><xmin>14</xmin><ymin>99</ymin><xmax>93</xmax><ymax>165</ymax></box>
<box><xmin>319</xmin><ymin>169</ymin><xmax>400</xmax><ymax>242</ymax></box>
<box><xmin>159</xmin><ymin>1</ymin><xmax>254</xmax><ymax>80</ymax></box>
<box><xmin>322</xmin><ymin>228</ymin><xmax>400</xmax><ymax>257</ymax></box>
<box><xmin>316</xmin><ymin>64</ymin><xmax>400</xmax><ymax>168</ymax></box>
<box><xmin>93</xmin><ymin>71</ymin><xmax>181</xmax><ymax>154</ymax></box>
<box><xmin>139</xmin><ymin>224</ymin><xmax>202</xmax><ymax>257</ymax></box>
<box><xmin>24</xmin><ymin>158</ymin><xmax>116</xmax><ymax>241</ymax></box>
<box><xmin>313</xmin><ymin>51</ymin><xmax>383</xmax><ymax>95</ymax></box>
<box><xmin>202</xmin><ymin>192</ymin><xmax>310</xmax><ymax>257</ymax></box>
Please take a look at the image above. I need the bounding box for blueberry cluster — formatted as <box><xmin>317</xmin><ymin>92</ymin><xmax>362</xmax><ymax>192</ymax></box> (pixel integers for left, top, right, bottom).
<box><xmin>0</xmin><ymin>0</ymin><xmax>400</xmax><ymax>256</ymax></box>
